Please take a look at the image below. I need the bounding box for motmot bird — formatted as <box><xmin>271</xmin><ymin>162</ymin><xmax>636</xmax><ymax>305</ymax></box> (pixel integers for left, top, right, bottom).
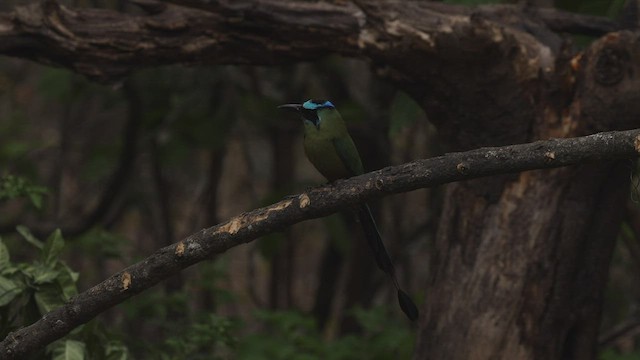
<box><xmin>278</xmin><ymin>99</ymin><xmax>419</xmax><ymax>321</ymax></box>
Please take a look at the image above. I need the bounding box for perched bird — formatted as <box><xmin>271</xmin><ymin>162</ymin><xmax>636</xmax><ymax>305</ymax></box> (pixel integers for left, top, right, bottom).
<box><xmin>278</xmin><ymin>99</ymin><xmax>419</xmax><ymax>321</ymax></box>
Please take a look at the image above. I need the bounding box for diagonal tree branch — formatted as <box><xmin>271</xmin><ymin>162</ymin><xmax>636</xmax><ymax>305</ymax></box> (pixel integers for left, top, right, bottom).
<box><xmin>2</xmin><ymin>128</ymin><xmax>640</xmax><ymax>359</ymax></box>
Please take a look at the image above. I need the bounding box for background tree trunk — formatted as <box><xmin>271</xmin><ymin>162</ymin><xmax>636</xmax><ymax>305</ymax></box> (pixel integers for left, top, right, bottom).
<box><xmin>406</xmin><ymin>28</ymin><xmax>640</xmax><ymax>359</ymax></box>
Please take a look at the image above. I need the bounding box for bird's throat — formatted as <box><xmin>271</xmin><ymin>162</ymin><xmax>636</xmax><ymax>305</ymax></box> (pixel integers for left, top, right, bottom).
<box><xmin>305</xmin><ymin>119</ymin><xmax>321</xmax><ymax>130</ymax></box>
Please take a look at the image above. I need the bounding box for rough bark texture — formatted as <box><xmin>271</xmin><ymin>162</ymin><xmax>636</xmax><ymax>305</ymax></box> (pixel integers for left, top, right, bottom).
<box><xmin>1</xmin><ymin>1</ymin><xmax>640</xmax><ymax>359</ymax></box>
<box><xmin>410</xmin><ymin>28</ymin><xmax>640</xmax><ymax>360</ymax></box>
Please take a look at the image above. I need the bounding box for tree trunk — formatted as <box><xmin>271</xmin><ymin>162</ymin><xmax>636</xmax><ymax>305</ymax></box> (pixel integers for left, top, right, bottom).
<box><xmin>404</xmin><ymin>28</ymin><xmax>640</xmax><ymax>360</ymax></box>
<box><xmin>416</xmin><ymin>163</ymin><xmax>629</xmax><ymax>359</ymax></box>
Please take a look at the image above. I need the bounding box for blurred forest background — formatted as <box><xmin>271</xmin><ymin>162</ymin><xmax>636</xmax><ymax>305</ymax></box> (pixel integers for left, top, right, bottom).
<box><xmin>1</xmin><ymin>0</ymin><xmax>639</xmax><ymax>359</ymax></box>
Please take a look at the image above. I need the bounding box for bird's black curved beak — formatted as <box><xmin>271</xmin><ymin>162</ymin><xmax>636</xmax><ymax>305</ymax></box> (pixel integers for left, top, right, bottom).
<box><xmin>277</xmin><ymin>104</ymin><xmax>302</xmax><ymax>113</ymax></box>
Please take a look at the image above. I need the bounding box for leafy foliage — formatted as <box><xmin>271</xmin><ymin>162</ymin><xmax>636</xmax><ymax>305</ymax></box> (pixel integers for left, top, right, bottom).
<box><xmin>158</xmin><ymin>314</ymin><xmax>239</xmax><ymax>360</ymax></box>
<box><xmin>601</xmin><ymin>349</ymin><xmax>640</xmax><ymax>360</ymax></box>
<box><xmin>0</xmin><ymin>174</ymin><xmax>48</xmax><ymax>209</ymax></box>
<box><xmin>149</xmin><ymin>306</ymin><xmax>414</xmax><ymax>359</ymax></box>
<box><xmin>0</xmin><ymin>228</ymin><xmax>129</xmax><ymax>360</ymax></box>
<box><xmin>235</xmin><ymin>307</ymin><xmax>414</xmax><ymax>360</ymax></box>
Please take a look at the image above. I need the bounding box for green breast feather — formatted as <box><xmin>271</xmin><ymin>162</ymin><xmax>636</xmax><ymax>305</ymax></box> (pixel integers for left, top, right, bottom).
<box><xmin>303</xmin><ymin>111</ymin><xmax>363</xmax><ymax>181</ymax></box>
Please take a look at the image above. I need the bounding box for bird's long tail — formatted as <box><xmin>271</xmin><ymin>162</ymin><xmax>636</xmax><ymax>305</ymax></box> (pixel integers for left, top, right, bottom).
<box><xmin>356</xmin><ymin>204</ymin><xmax>419</xmax><ymax>321</ymax></box>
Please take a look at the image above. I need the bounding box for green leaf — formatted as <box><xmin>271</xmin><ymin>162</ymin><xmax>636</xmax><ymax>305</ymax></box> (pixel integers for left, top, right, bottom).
<box><xmin>34</xmin><ymin>283</ymin><xmax>64</xmax><ymax>314</ymax></box>
<box><xmin>48</xmin><ymin>339</ymin><xmax>87</xmax><ymax>360</ymax></box>
<box><xmin>0</xmin><ymin>238</ymin><xmax>10</xmax><ymax>270</ymax></box>
<box><xmin>16</xmin><ymin>225</ymin><xmax>43</xmax><ymax>249</ymax></box>
<box><xmin>0</xmin><ymin>175</ymin><xmax>48</xmax><ymax>210</ymax></box>
<box><xmin>105</xmin><ymin>341</ymin><xmax>131</xmax><ymax>360</ymax></box>
<box><xmin>0</xmin><ymin>275</ymin><xmax>22</xmax><ymax>306</ymax></box>
<box><xmin>42</xmin><ymin>229</ymin><xmax>65</xmax><ymax>267</ymax></box>
<box><xmin>27</xmin><ymin>191</ymin><xmax>44</xmax><ymax>209</ymax></box>
<box><xmin>30</xmin><ymin>263</ymin><xmax>60</xmax><ymax>284</ymax></box>
<box><xmin>55</xmin><ymin>263</ymin><xmax>79</xmax><ymax>299</ymax></box>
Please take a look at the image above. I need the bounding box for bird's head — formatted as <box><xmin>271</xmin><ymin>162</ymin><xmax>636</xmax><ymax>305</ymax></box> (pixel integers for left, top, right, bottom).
<box><xmin>278</xmin><ymin>99</ymin><xmax>336</xmax><ymax>128</ymax></box>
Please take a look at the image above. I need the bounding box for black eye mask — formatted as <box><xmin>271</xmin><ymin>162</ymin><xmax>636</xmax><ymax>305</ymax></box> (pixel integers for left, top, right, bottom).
<box><xmin>301</xmin><ymin>108</ymin><xmax>320</xmax><ymax>125</ymax></box>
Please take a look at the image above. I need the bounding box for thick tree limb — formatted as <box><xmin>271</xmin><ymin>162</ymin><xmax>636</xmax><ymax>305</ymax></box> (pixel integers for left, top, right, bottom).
<box><xmin>0</xmin><ymin>0</ymin><xmax>362</xmax><ymax>81</ymax></box>
<box><xmin>1</xmin><ymin>128</ymin><xmax>640</xmax><ymax>358</ymax></box>
<box><xmin>0</xmin><ymin>0</ymin><xmax>620</xmax><ymax>82</ymax></box>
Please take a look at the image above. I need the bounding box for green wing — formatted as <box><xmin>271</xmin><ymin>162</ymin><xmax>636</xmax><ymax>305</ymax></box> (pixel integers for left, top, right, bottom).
<box><xmin>332</xmin><ymin>136</ymin><xmax>364</xmax><ymax>176</ymax></box>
